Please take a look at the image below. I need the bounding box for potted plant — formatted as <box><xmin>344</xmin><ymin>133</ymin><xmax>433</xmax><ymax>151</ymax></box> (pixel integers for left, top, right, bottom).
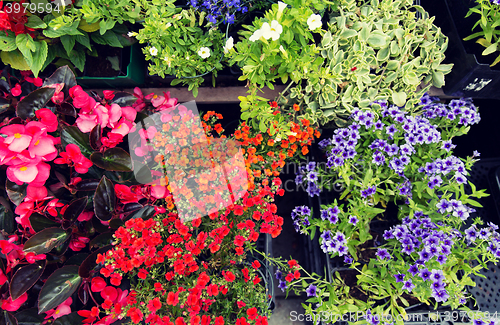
<box><xmin>284</xmin><ymin>94</ymin><xmax>500</xmax><ymax>323</ymax></box>
<box><xmin>227</xmin><ymin>0</ymin><xmax>452</xmax><ymax>129</ymax></box>
<box><xmin>421</xmin><ymin>0</ymin><xmax>500</xmax><ymax>99</ymax></box>
<box><xmin>0</xmin><ymin>0</ymin><xmax>139</xmax><ymax>80</ymax></box>
<box><xmin>0</xmin><ymin>65</ymin><xmax>320</xmax><ymax>324</ymax></box>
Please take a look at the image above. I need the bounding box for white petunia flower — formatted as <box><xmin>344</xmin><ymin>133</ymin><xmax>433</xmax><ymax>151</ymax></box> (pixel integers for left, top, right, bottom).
<box><xmin>249</xmin><ymin>29</ymin><xmax>263</xmax><ymax>42</ymax></box>
<box><xmin>127</xmin><ymin>31</ymin><xmax>137</xmax><ymax>37</ymax></box>
<box><xmin>277</xmin><ymin>1</ymin><xmax>287</xmax><ymax>18</ymax></box>
<box><xmin>307</xmin><ymin>14</ymin><xmax>322</xmax><ymax>30</ymax></box>
<box><xmin>198</xmin><ymin>47</ymin><xmax>210</xmax><ymax>59</ymax></box>
<box><xmin>262</xmin><ymin>20</ymin><xmax>282</xmax><ymax>41</ymax></box>
<box><xmin>150</xmin><ymin>47</ymin><xmax>158</xmax><ymax>56</ymax></box>
<box><xmin>223</xmin><ymin>36</ymin><xmax>234</xmax><ymax>54</ymax></box>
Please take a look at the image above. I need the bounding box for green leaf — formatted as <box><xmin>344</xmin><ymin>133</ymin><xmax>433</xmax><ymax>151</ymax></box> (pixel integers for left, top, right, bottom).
<box><xmin>68</xmin><ymin>49</ymin><xmax>85</xmax><ymax>72</ymax></box>
<box><xmin>91</xmin><ymin>30</ymin><xmax>122</xmax><ymax>48</ymax></box>
<box><xmin>432</xmin><ymin>71</ymin><xmax>445</xmax><ymax>88</ymax></box>
<box><xmin>60</xmin><ymin>126</ymin><xmax>92</xmax><ymax>156</ymax></box>
<box><xmin>94</xmin><ymin>176</ymin><xmax>116</xmax><ymax>221</ymax></box>
<box><xmin>482</xmin><ymin>43</ymin><xmax>498</xmax><ymax>56</ymax></box>
<box><xmin>90</xmin><ymin>147</ymin><xmax>133</xmax><ymax>172</ymax></box>
<box><xmin>339</xmin><ymin>29</ymin><xmax>357</xmax><ymax>39</ymax></box>
<box><xmin>38</xmin><ymin>266</ymin><xmax>82</xmax><ymax>314</ymax></box>
<box><xmin>16</xmin><ymin>87</ymin><xmax>56</xmax><ymax>119</ymax></box>
<box><xmin>23</xmin><ymin>227</ymin><xmax>71</xmax><ymax>255</ymax></box>
<box><xmin>1</xmin><ymin>50</ymin><xmax>30</xmax><ymax>71</ymax></box>
<box><xmin>367</xmin><ymin>31</ymin><xmax>389</xmax><ymax>48</ymax></box>
<box><xmin>60</xmin><ymin>35</ymin><xmax>76</xmax><ymax>56</ymax></box>
<box><xmin>75</xmin><ymin>33</ymin><xmax>92</xmax><ymax>51</ymax></box>
<box><xmin>10</xmin><ymin>261</ymin><xmax>45</xmax><ymax>300</ymax></box>
<box><xmin>25</xmin><ymin>15</ymin><xmax>47</xmax><ymax>29</ymax></box>
<box><xmin>0</xmin><ymin>31</ymin><xmax>16</xmax><ymax>51</ymax></box>
<box><xmin>392</xmin><ymin>91</ymin><xmax>407</xmax><ymax>107</ymax></box>
<box><xmin>31</xmin><ymin>41</ymin><xmax>48</xmax><ymax>78</ymax></box>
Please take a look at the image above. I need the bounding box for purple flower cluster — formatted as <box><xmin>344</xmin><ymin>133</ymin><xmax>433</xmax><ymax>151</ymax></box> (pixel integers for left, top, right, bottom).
<box><xmin>190</xmin><ymin>0</ymin><xmax>247</xmax><ymax>24</ymax></box>
<box><xmin>420</xmin><ymin>94</ymin><xmax>481</xmax><ymax>127</ymax></box>
<box><xmin>295</xmin><ymin>161</ymin><xmax>321</xmax><ymax>197</ymax></box>
<box><xmin>320</xmin><ymin>230</ymin><xmax>348</xmax><ymax>256</ymax></box>
<box><xmin>325</xmin><ymin>124</ymin><xmax>360</xmax><ymax>168</ymax></box>
<box><xmin>275</xmin><ymin>268</ymin><xmax>288</xmax><ymax>292</ymax></box>
<box><xmin>361</xmin><ymin>185</ymin><xmax>376</xmax><ymax>198</ymax></box>
<box><xmin>320</xmin><ymin>205</ymin><xmax>340</xmax><ymax>224</ymax></box>
<box><xmin>291</xmin><ymin>206</ymin><xmax>311</xmax><ymax>234</ymax></box>
<box><xmin>436</xmin><ymin>198</ymin><xmax>475</xmax><ymax>220</ymax></box>
<box><xmin>383</xmin><ymin>211</ymin><xmax>500</xmax><ymax>302</ymax></box>
<box><xmin>491</xmin><ymin>0</ymin><xmax>500</xmax><ymax>4</ymax></box>
<box><xmin>422</xmin><ymin>156</ymin><xmax>468</xmax><ymax>187</ymax></box>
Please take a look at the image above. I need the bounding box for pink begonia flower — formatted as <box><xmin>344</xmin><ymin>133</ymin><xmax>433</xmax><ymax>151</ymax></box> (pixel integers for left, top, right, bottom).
<box><xmin>103</xmin><ymin>90</ymin><xmax>115</xmax><ymax>100</ymax></box>
<box><xmin>35</xmin><ymin>108</ymin><xmax>59</xmax><ymax>132</ymax></box>
<box><xmin>0</xmin><ymin>268</ymin><xmax>7</xmax><ymax>285</ymax></box>
<box><xmin>11</xmin><ymin>83</ymin><xmax>22</xmax><ymax>97</ymax></box>
<box><xmin>24</xmin><ymin>251</ymin><xmax>46</xmax><ymax>264</ymax></box>
<box><xmin>1</xmin><ymin>292</ymin><xmax>27</xmax><ymax>311</ymax></box>
<box><xmin>44</xmin><ymin>297</ymin><xmax>72</xmax><ymax>320</ymax></box>
<box><xmin>70</xmin><ymin>85</ymin><xmax>95</xmax><ymax>111</ymax></box>
<box><xmin>115</xmin><ymin>184</ymin><xmax>142</xmax><ymax>204</ymax></box>
<box><xmin>1</xmin><ymin>124</ymin><xmax>32</xmax><ymax>152</ymax></box>
<box><xmin>25</xmin><ymin>76</ymin><xmax>43</xmax><ymax>87</ymax></box>
<box><xmin>7</xmin><ymin>160</ymin><xmax>51</xmax><ymax>185</ymax></box>
<box><xmin>78</xmin><ymin>211</ymin><xmax>94</xmax><ymax>222</ymax></box>
<box><xmin>54</xmin><ymin>144</ymin><xmax>93</xmax><ymax>174</ymax></box>
<box><xmin>15</xmin><ymin>185</ymin><xmax>50</xmax><ymax>231</ymax></box>
<box><xmin>69</xmin><ymin>234</ymin><xmax>90</xmax><ymax>251</ymax></box>
<box><xmin>46</xmin><ymin>83</ymin><xmax>64</xmax><ymax>105</ymax></box>
<box><xmin>109</xmin><ymin>118</ymin><xmax>134</xmax><ymax>137</ymax></box>
<box><xmin>101</xmin><ymin>133</ymin><xmax>124</xmax><ymax>148</ymax></box>
<box><xmin>151</xmin><ymin>91</ymin><xmax>177</xmax><ymax>110</ymax></box>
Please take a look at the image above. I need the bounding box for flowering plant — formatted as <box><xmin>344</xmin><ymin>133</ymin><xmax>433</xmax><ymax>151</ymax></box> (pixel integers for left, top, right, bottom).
<box><xmin>226</xmin><ymin>0</ymin><xmax>328</xmax><ymax>91</ymax></box>
<box><xmin>134</xmin><ymin>1</ymin><xmax>226</xmax><ymax>97</ymax></box>
<box><xmin>464</xmin><ymin>0</ymin><xmax>500</xmax><ymax>66</ymax></box>
<box><xmin>287</xmin><ymin>94</ymin><xmax>500</xmax><ymax>322</ymax></box>
<box><xmin>0</xmin><ymin>66</ymin><xmax>173</xmax><ymax>323</ymax></box>
<box><xmin>274</xmin><ymin>0</ymin><xmax>453</xmax><ymax>128</ymax></box>
<box><xmin>0</xmin><ymin>0</ymin><xmax>133</xmax><ymax>76</ymax></box>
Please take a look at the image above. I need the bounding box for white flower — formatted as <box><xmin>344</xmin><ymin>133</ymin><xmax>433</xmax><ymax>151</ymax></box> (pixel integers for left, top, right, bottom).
<box><xmin>149</xmin><ymin>46</ymin><xmax>158</xmax><ymax>56</ymax></box>
<box><xmin>262</xmin><ymin>20</ymin><xmax>282</xmax><ymax>41</ymax></box>
<box><xmin>249</xmin><ymin>29</ymin><xmax>263</xmax><ymax>42</ymax></box>
<box><xmin>307</xmin><ymin>14</ymin><xmax>322</xmax><ymax>30</ymax></box>
<box><xmin>127</xmin><ymin>31</ymin><xmax>137</xmax><ymax>37</ymax></box>
<box><xmin>166</xmin><ymin>23</ymin><xmax>172</xmax><ymax>28</ymax></box>
<box><xmin>223</xmin><ymin>37</ymin><xmax>234</xmax><ymax>54</ymax></box>
<box><xmin>277</xmin><ymin>1</ymin><xmax>287</xmax><ymax>18</ymax></box>
<box><xmin>198</xmin><ymin>47</ymin><xmax>210</xmax><ymax>59</ymax></box>
<box><xmin>279</xmin><ymin>45</ymin><xmax>287</xmax><ymax>57</ymax></box>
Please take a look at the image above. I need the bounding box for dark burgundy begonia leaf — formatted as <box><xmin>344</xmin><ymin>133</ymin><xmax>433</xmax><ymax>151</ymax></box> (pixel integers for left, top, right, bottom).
<box><xmin>90</xmin><ymin>147</ymin><xmax>133</xmax><ymax>172</ymax></box>
<box><xmin>38</xmin><ymin>266</ymin><xmax>81</xmax><ymax>314</ymax></box>
<box><xmin>94</xmin><ymin>176</ymin><xmax>115</xmax><ymax>221</ymax></box>
<box><xmin>23</xmin><ymin>227</ymin><xmax>71</xmax><ymax>255</ymax></box>
<box><xmin>10</xmin><ymin>261</ymin><xmax>46</xmax><ymax>300</ymax></box>
<box><xmin>16</xmin><ymin>87</ymin><xmax>55</xmax><ymax>119</ymax></box>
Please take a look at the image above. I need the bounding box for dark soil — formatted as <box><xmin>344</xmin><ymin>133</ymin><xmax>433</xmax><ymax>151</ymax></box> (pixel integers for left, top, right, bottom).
<box><xmin>85</xmin><ymin>45</ymin><xmax>126</xmax><ymax>77</ymax></box>
<box><xmin>339</xmin><ymin>269</ymin><xmax>370</xmax><ymax>302</ymax></box>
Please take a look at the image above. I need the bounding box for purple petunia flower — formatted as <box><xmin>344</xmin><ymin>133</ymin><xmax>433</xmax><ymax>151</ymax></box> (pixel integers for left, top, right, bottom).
<box><xmin>403</xmin><ymin>279</ymin><xmax>416</xmax><ymax>292</ymax></box>
<box><xmin>278</xmin><ymin>280</ymin><xmax>288</xmax><ymax>291</ymax></box>
<box><xmin>394</xmin><ymin>273</ymin><xmax>405</xmax><ymax>283</ymax></box>
<box><xmin>432</xmin><ymin>289</ymin><xmax>450</xmax><ymax>303</ymax></box>
<box><xmin>419</xmin><ymin>268</ymin><xmax>432</xmax><ymax>281</ymax></box>
<box><xmin>376</xmin><ymin>248</ymin><xmax>391</xmax><ymax>261</ymax></box>
<box><xmin>306</xmin><ymin>284</ymin><xmax>318</xmax><ymax>297</ymax></box>
<box><xmin>349</xmin><ymin>215</ymin><xmax>359</xmax><ymax>225</ymax></box>
<box><xmin>408</xmin><ymin>264</ymin><xmax>419</xmax><ymax>276</ymax></box>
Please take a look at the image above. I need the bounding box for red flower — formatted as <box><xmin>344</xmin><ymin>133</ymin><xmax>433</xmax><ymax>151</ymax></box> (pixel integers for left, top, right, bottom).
<box><xmin>167</xmin><ymin>292</ymin><xmax>179</xmax><ymax>306</ymax></box>
<box><xmin>147</xmin><ymin>297</ymin><xmax>161</xmax><ymax>312</ymax></box>
<box><xmin>247</xmin><ymin>307</ymin><xmax>258</xmax><ymax>320</ymax></box>
<box><xmin>137</xmin><ymin>268</ymin><xmax>148</xmax><ymax>280</ymax></box>
<box><xmin>294</xmin><ymin>270</ymin><xmax>300</xmax><ymax>279</ymax></box>
<box><xmin>223</xmin><ymin>271</ymin><xmax>235</xmax><ymax>282</ymax></box>
<box><xmin>91</xmin><ymin>277</ymin><xmax>107</xmax><ymax>292</ymax></box>
<box><xmin>234</xmin><ymin>235</ymin><xmax>245</xmax><ymax>246</ymax></box>
<box><xmin>236</xmin><ymin>317</ymin><xmax>250</xmax><ymax>325</ymax></box>
<box><xmin>110</xmin><ymin>272</ymin><xmax>122</xmax><ymax>286</ymax></box>
<box><xmin>207</xmin><ymin>284</ymin><xmax>219</xmax><ymax>296</ymax></box>
<box><xmin>127</xmin><ymin>307</ymin><xmax>143</xmax><ymax>324</ymax></box>
<box><xmin>288</xmin><ymin>259</ymin><xmax>298</xmax><ymax>269</ymax></box>
<box><xmin>11</xmin><ymin>84</ymin><xmax>21</xmax><ymax>97</ymax></box>
<box><xmin>237</xmin><ymin>301</ymin><xmax>246</xmax><ymax>308</ymax></box>
<box><xmin>0</xmin><ymin>292</ymin><xmax>27</xmax><ymax>311</ymax></box>
<box><xmin>214</xmin><ymin>316</ymin><xmax>224</xmax><ymax>325</ymax></box>
<box><xmin>54</xmin><ymin>144</ymin><xmax>93</xmax><ymax>174</ymax></box>
<box><xmin>351</xmin><ymin>67</ymin><xmax>357</xmax><ymax>71</ymax></box>
<box><xmin>154</xmin><ymin>282</ymin><xmax>163</xmax><ymax>292</ymax></box>
<box><xmin>251</xmin><ymin>260</ymin><xmax>261</xmax><ymax>269</ymax></box>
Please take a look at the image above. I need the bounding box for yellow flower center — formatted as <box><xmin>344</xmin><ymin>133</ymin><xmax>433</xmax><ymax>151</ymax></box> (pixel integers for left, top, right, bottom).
<box><xmin>34</xmin><ymin>140</ymin><xmax>40</xmax><ymax>145</ymax></box>
<box><xmin>117</xmin><ymin>125</ymin><xmax>122</xmax><ymax>129</ymax></box>
<box><xmin>19</xmin><ymin>166</ymin><xmax>27</xmax><ymax>171</ymax></box>
<box><xmin>14</xmin><ymin>133</ymin><xmax>21</xmax><ymax>139</ymax></box>
<box><xmin>55</xmin><ymin>310</ymin><xmax>60</xmax><ymax>314</ymax></box>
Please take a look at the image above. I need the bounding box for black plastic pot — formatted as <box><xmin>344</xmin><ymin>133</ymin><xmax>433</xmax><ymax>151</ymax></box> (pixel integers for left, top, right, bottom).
<box><xmin>421</xmin><ymin>0</ymin><xmax>500</xmax><ymax>99</ymax></box>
